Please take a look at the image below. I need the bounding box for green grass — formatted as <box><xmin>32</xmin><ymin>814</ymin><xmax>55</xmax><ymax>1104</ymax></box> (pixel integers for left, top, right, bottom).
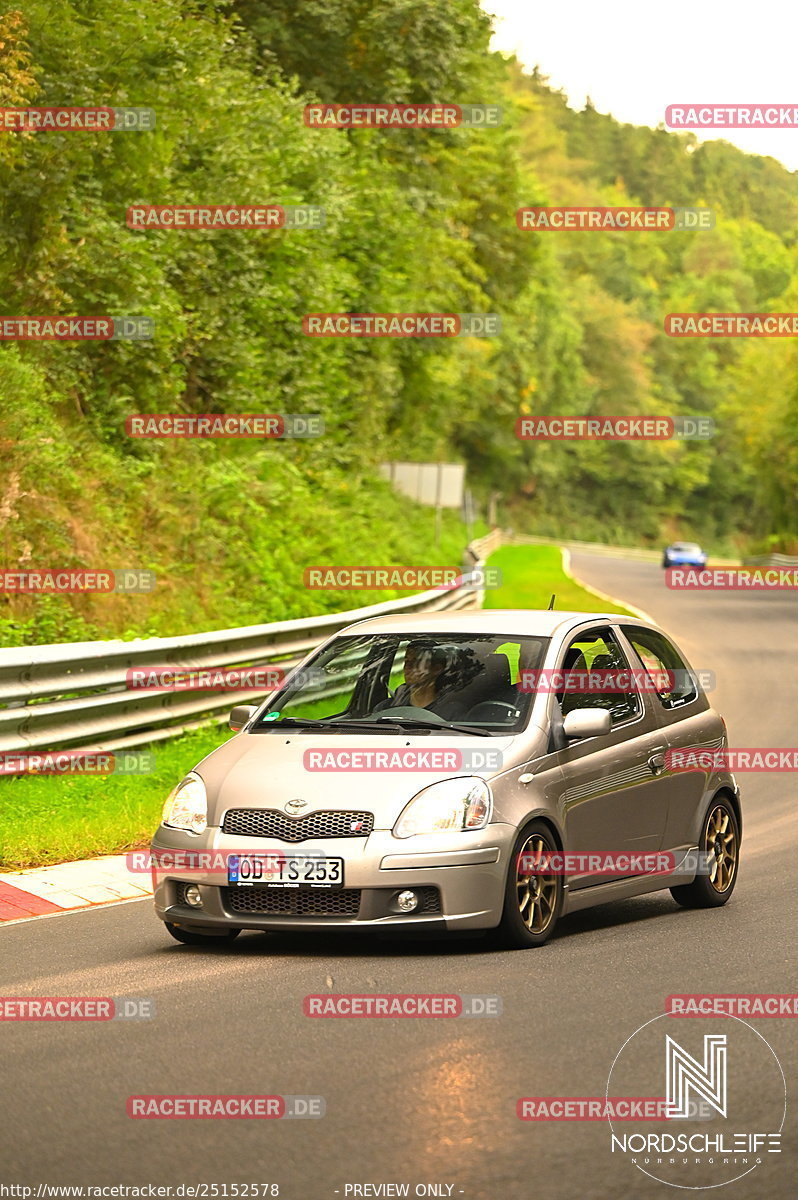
<box><xmin>484</xmin><ymin>544</ymin><xmax>636</xmax><ymax>615</ymax></box>
<box><xmin>0</xmin><ymin>726</ymin><xmax>230</xmax><ymax>871</ymax></box>
<box><xmin>0</xmin><ymin>542</ymin><xmax>636</xmax><ymax>871</ymax></box>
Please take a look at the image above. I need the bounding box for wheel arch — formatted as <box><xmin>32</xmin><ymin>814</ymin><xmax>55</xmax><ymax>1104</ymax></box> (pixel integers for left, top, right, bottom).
<box><xmin>517</xmin><ymin>811</ymin><xmax>564</xmax><ymax>852</ymax></box>
<box><xmin>710</xmin><ymin>786</ymin><xmax>742</xmax><ymax>840</ymax></box>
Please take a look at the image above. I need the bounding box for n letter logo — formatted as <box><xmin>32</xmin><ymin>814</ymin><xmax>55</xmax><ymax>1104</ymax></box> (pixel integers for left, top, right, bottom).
<box><xmin>666</xmin><ymin>1034</ymin><xmax>727</xmax><ymax>1118</ymax></box>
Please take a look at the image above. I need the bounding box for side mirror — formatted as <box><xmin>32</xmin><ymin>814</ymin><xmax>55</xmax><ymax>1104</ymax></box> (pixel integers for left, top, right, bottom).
<box><xmin>229</xmin><ymin>704</ymin><xmax>257</xmax><ymax>732</ymax></box>
<box><xmin>562</xmin><ymin>708</ymin><xmax>611</xmax><ymax>741</ymax></box>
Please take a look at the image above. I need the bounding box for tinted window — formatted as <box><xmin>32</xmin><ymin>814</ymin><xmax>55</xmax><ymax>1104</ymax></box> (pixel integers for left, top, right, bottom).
<box><xmin>557</xmin><ymin>626</ymin><xmax>641</xmax><ymax>725</ymax></box>
<box><xmin>622</xmin><ymin>625</ymin><xmax>698</xmax><ymax>710</ymax></box>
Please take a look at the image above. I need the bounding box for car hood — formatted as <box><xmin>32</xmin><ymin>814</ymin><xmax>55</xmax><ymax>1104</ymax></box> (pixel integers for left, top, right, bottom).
<box><xmin>195</xmin><ymin>730</ymin><xmax>526</xmax><ymax>828</ymax></box>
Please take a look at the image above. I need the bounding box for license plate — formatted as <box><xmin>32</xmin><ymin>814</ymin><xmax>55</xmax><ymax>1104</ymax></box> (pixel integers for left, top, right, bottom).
<box><xmin>227</xmin><ymin>853</ymin><xmax>344</xmax><ymax>889</ymax></box>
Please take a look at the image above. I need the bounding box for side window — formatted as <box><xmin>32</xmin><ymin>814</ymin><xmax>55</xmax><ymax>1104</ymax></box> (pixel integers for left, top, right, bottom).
<box><xmin>621</xmin><ymin>625</ymin><xmax>698</xmax><ymax>710</ymax></box>
<box><xmin>558</xmin><ymin>626</ymin><xmax>641</xmax><ymax>726</ymax></box>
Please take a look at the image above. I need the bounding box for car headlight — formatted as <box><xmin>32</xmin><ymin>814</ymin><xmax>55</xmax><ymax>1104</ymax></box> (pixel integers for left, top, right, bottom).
<box><xmin>162</xmin><ymin>772</ymin><xmax>207</xmax><ymax>835</ymax></box>
<box><xmin>393</xmin><ymin>777</ymin><xmax>492</xmax><ymax>839</ymax></box>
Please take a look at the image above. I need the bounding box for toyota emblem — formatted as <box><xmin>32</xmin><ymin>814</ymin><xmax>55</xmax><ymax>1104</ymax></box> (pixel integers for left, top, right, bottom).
<box><xmin>284</xmin><ymin>798</ymin><xmax>308</xmax><ymax>814</ymax></box>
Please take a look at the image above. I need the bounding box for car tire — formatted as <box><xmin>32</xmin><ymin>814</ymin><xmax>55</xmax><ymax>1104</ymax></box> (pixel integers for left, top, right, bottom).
<box><xmin>495</xmin><ymin>821</ymin><xmax>563</xmax><ymax>948</ymax></box>
<box><xmin>670</xmin><ymin>797</ymin><xmax>740</xmax><ymax>909</ymax></box>
<box><xmin>164</xmin><ymin>921</ymin><xmax>242</xmax><ymax>945</ymax></box>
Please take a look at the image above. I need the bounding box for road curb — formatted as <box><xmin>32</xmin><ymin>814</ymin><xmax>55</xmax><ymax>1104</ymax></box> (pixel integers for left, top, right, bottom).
<box><xmin>560</xmin><ymin>548</ymin><xmax>657</xmax><ymax>625</ymax></box>
<box><xmin>0</xmin><ymin>853</ymin><xmax>152</xmax><ymax>923</ymax></box>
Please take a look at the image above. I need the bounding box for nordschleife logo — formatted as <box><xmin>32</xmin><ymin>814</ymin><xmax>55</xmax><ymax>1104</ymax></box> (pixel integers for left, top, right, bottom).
<box><xmin>606</xmin><ymin>1012</ymin><xmax>785</xmax><ymax>1189</ymax></box>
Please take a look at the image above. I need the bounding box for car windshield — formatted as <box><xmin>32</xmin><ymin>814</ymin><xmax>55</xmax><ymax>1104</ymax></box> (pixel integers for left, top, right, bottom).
<box><xmin>672</xmin><ymin>543</ymin><xmax>702</xmax><ymax>553</ymax></box>
<box><xmin>251</xmin><ymin>632</ymin><xmax>550</xmax><ymax>734</ymax></box>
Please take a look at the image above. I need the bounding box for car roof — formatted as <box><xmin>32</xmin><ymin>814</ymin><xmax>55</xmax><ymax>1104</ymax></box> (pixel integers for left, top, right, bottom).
<box><xmin>337</xmin><ymin>609</ymin><xmax>651</xmax><ymax>639</ymax></box>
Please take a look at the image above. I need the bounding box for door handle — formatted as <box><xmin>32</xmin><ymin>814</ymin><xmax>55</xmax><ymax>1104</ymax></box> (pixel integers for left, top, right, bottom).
<box><xmin>648</xmin><ymin>751</ymin><xmax>666</xmax><ymax>775</ymax></box>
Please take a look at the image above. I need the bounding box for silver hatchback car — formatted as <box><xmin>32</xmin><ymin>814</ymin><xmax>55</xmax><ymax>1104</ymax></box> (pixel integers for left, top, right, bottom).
<box><xmin>151</xmin><ymin>609</ymin><xmax>741</xmax><ymax>949</ymax></box>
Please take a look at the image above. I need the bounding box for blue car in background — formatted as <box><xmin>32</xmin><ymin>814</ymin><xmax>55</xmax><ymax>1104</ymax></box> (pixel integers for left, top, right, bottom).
<box><xmin>662</xmin><ymin>541</ymin><xmax>708</xmax><ymax>569</ymax></box>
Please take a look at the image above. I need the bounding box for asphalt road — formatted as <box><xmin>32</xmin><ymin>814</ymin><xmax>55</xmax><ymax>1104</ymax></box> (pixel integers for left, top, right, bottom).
<box><xmin>2</xmin><ymin>551</ymin><xmax>795</xmax><ymax>1199</ymax></box>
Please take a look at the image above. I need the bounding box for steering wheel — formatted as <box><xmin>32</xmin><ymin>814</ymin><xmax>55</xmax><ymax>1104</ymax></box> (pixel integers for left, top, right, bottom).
<box><xmin>375</xmin><ymin>705</ymin><xmax>449</xmax><ymax>726</ymax></box>
<box><xmin>466</xmin><ymin>700</ymin><xmax>519</xmax><ymax>723</ymax></box>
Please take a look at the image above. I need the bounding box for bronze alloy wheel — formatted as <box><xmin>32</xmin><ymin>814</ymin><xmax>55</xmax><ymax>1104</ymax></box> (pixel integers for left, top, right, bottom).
<box><xmin>670</xmin><ymin>796</ymin><xmax>741</xmax><ymax>909</ymax></box>
<box><xmin>516</xmin><ymin>831</ymin><xmax>559</xmax><ymax>934</ymax></box>
<box><xmin>706</xmin><ymin>803</ymin><xmax>738</xmax><ymax>893</ymax></box>
<box><xmin>497</xmin><ymin>820</ymin><xmax>564</xmax><ymax>947</ymax></box>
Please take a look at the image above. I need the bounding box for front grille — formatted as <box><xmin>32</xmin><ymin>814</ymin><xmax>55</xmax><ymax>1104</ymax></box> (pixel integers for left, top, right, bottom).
<box><xmin>415</xmin><ymin>887</ymin><xmax>442</xmax><ymax>914</ymax></box>
<box><xmin>222</xmin><ymin>886</ymin><xmax>362</xmax><ymax>917</ymax></box>
<box><xmin>222</xmin><ymin>808</ymin><xmax>374</xmax><ymax>842</ymax></box>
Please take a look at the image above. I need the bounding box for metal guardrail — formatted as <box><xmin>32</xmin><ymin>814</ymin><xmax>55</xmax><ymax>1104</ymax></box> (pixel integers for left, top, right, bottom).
<box><xmin>0</xmin><ymin>529</ymin><xmax>503</xmax><ymax>756</ymax></box>
<box><xmin>742</xmin><ymin>553</ymin><xmax>798</xmax><ymax>567</ymax></box>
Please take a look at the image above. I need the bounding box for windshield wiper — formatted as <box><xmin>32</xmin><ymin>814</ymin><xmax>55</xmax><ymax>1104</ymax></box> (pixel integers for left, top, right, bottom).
<box><xmin>370</xmin><ymin>716</ymin><xmax>493</xmax><ymax>737</ymax></box>
<box><xmin>255</xmin><ymin>716</ymin><xmax>494</xmax><ymax>737</ymax></box>
<box><xmin>256</xmin><ymin>717</ymin><xmax>407</xmax><ymax>733</ymax></box>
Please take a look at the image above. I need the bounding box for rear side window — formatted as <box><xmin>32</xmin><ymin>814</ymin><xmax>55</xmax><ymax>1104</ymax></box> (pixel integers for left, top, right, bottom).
<box><xmin>621</xmin><ymin>626</ymin><xmax>698</xmax><ymax>710</ymax></box>
<box><xmin>558</xmin><ymin>626</ymin><xmax>641</xmax><ymax>726</ymax></box>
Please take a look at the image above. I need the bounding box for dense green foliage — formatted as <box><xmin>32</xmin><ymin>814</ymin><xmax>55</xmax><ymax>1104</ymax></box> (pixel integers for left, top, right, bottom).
<box><xmin>505</xmin><ymin>68</ymin><xmax>798</xmax><ymax>549</ymax></box>
<box><xmin>0</xmin><ymin>0</ymin><xmax>796</xmax><ymax>644</ymax></box>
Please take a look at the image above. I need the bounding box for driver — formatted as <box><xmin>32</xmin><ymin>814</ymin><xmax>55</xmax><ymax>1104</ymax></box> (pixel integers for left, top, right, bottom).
<box><xmin>379</xmin><ymin>640</ymin><xmax>454</xmax><ymax>714</ymax></box>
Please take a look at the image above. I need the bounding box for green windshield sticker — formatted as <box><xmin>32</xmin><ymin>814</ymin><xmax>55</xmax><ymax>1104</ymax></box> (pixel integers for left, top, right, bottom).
<box><xmin>495</xmin><ymin>642</ymin><xmax>520</xmax><ymax>683</ymax></box>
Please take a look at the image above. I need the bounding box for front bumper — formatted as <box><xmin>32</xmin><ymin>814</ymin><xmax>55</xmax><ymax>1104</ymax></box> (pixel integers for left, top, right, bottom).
<box><xmin>151</xmin><ymin>823</ymin><xmax>516</xmax><ymax>934</ymax></box>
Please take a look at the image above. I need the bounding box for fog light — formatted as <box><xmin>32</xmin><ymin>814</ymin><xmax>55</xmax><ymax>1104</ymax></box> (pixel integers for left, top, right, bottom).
<box><xmin>396</xmin><ymin>890</ymin><xmax>419</xmax><ymax>913</ymax></box>
<box><xmin>184</xmin><ymin>884</ymin><xmax>202</xmax><ymax>908</ymax></box>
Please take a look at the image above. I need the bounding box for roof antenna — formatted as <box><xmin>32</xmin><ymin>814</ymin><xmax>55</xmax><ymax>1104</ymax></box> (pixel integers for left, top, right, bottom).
<box><xmin>548</xmin><ymin>594</ymin><xmax>556</xmax><ymax>610</ymax></box>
